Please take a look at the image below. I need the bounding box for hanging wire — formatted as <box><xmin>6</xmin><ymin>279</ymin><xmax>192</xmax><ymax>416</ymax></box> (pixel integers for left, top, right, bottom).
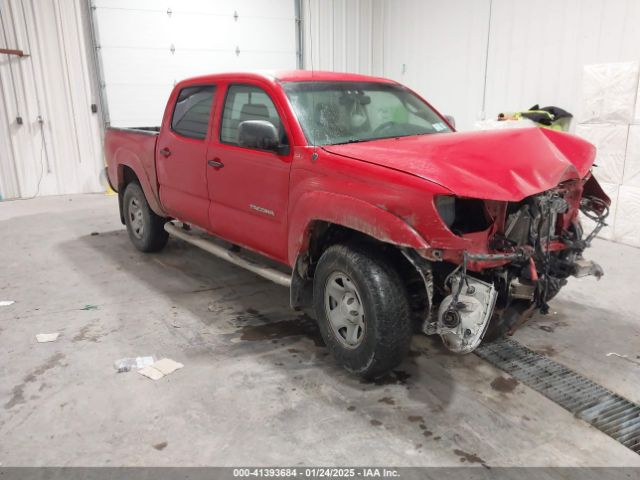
<box><xmin>5</xmin><ymin>120</ymin><xmax>46</xmax><ymax>201</ymax></box>
<box><xmin>5</xmin><ymin>0</ymin><xmax>46</xmax><ymax>200</ymax></box>
<box><xmin>580</xmin><ymin>196</ymin><xmax>610</xmax><ymax>245</ymax></box>
<box><xmin>447</xmin><ymin>251</ymin><xmax>469</xmax><ymax>308</ymax></box>
<box><xmin>26</xmin><ymin>118</ymin><xmax>46</xmax><ymax>199</ymax></box>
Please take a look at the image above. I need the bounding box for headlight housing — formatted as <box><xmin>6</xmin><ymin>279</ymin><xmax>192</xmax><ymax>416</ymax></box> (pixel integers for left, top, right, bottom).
<box><xmin>434</xmin><ymin>196</ymin><xmax>491</xmax><ymax>234</ymax></box>
<box><xmin>435</xmin><ymin>195</ymin><xmax>456</xmax><ymax>228</ymax></box>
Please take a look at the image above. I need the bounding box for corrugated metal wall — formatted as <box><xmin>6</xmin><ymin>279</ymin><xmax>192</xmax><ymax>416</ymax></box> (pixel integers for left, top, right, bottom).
<box><xmin>0</xmin><ymin>0</ymin><xmax>104</xmax><ymax>200</ymax></box>
<box><xmin>303</xmin><ymin>0</ymin><xmax>640</xmax><ymax>132</ymax></box>
<box><xmin>5</xmin><ymin>0</ymin><xmax>640</xmax><ymax>200</ymax></box>
<box><xmin>302</xmin><ymin>0</ymin><xmax>385</xmax><ymax>77</ymax></box>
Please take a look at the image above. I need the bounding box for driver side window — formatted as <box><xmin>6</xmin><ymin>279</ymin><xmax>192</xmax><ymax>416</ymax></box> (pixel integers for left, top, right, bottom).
<box><xmin>220</xmin><ymin>85</ymin><xmax>286</xmax><ymax>147</ymax></box>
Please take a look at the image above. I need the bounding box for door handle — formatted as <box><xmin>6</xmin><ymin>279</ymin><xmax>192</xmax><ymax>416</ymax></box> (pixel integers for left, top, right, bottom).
<box><xmin>159</xmin><ymin>147</ymin><xmax>171</xmax><ymax>157</ymax></box>
<box><xmin>208</xmin><ymin>159</ymin><xmax>224</xmax><ymax>169</ymax></box>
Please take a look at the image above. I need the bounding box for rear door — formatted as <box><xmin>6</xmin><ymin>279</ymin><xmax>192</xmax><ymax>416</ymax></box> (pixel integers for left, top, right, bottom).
<box><xmin>157</xmin><ymin>84</ymin><xmax>216</xmax><ymax>228</ymax></box>
<box><xmin>206</xmin><ymin>82</ymin><xmax>292</xmax><ymax>263</ymax></box>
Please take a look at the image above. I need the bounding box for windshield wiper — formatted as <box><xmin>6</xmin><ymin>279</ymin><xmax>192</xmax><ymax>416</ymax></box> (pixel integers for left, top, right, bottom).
<box><xmin>330</xmin><ymin>138</ymin><xmax>370</xmax><ymax>145</ymax></box>
<box><xmin>330</xmin><ymin>132</ymin><xmax>436</xmax><ymax>146</ymax></box>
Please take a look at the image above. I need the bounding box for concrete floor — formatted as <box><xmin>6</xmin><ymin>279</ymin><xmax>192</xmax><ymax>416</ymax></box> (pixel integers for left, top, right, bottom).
<box><xmin>0</xmin><ymin>193</ymin><xmax>638</xmax><ymax>467</ymax></box>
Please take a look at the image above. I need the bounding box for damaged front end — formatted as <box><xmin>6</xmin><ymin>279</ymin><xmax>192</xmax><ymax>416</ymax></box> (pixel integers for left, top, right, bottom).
<box><xmin>409</xmin><ymin>175</ymin><xmax>610</xmax><ymax>354</ymax></box>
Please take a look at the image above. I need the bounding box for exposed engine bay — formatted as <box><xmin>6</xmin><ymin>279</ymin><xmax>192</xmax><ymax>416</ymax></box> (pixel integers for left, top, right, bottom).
<box><xmin>411</xmin><ymin>175</ymin><xmax>610</xmax><ymax>354</ymax></box>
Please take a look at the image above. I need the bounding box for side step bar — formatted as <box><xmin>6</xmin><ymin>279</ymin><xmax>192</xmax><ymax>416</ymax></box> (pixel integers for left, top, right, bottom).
<box><xmin>164</xmin><ymin>222</ymin><xmax>292</xmax><ymax>287</ymax></box>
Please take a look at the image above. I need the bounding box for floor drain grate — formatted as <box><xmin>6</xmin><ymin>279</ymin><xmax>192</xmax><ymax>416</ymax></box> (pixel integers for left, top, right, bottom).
<box><xmin>475</xmin><ymin>338</ymin><xmax>640</xmax><ymax>454</ymax></box>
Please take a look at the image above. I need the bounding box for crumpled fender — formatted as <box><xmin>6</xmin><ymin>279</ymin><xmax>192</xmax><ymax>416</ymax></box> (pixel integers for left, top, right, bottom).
<box><xmin>287</xmin><ymin>190</ymin><xmax>430</xmax><ymax>265</ymax></box>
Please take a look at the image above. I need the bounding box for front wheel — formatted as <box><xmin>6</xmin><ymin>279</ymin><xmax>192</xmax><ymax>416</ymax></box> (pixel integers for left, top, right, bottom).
<box><xmin>123</xmin><ymin>182</ymin><xmax>168</xmax><ymax>252</ymax></box>
<box><xmin>313</xmin><ymin>243</ymin><xmax>412</xmax><ymax>379</ymax></box>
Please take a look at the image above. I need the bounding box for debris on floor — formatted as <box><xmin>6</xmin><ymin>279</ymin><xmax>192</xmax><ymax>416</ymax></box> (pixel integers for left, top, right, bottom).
<box><xmin>114</xmin><ymin>356</ymin><xmax>156</xmax><ymax>373</ymax></box>
<box><xmin>138</xmin><ymin>365</ymin><xmax>164</xmax><ymax>380</ymax></box>
<box><xmin>36</xmin><ymin>333</ymin><xmax>60</xmax><ymax>343</ymax></box>
<box><xmin>607</xmin><ymin>352</ymin><xmax>628</xmax><ymax>359</ymax></box>
<box><xmin>81</xmin><ymin>304</ymin><xmax>98</xmax><ymax>311</ymax></box>
<box><xmin>138</xmin><ymin>358</ymin><xmax>184</xmax><ymax>380</ymax></box>
<box><xmin>0</xmin><ymin>300</ymin><xmax>15</xmax><ymax>307</ymax></box>
<box><xmin>606</xmin><ymin>352</ymin><xmax>640</xmax><ymax>366</ymax></box>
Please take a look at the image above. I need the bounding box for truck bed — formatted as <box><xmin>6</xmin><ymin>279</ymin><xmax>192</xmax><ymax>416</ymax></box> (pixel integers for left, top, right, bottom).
<box><xmin>107</xmin><ymin>126</ymin><xmax>160</xmax><ymax>135</ymax></box>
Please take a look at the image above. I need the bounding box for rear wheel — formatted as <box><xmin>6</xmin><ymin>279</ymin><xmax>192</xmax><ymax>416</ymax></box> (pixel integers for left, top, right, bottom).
<box><xmin>313</xmin><ymin>243</ymin><xmax>412</xmax><ymax>379</ymax></box>
<box><xmin>123</xmin><ymin>182</ymin><xmax>168</xmax><ymax>252</ymax></box>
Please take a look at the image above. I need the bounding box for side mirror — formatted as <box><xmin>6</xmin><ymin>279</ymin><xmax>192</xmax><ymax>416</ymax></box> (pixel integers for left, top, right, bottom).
<box><xmin>238</xmin><ymin>120</ymin><xmax>288</xmax><ymax>154</ymax></box>
<box><xmin>444</xmin><ymin>115</ymin><xmax>456</xmax><ymax>128</ymax></box>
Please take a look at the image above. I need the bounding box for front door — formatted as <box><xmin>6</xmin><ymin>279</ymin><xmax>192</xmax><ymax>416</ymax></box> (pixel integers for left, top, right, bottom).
<box><xmin>157</xmin><ymin>84</ymin><xmax>216</xmax><ymax>228</ymax></box>
<box><xmin>206</xmin><ymin>83</ymin><xmax>292</xmax><ymax>263</ymax></box>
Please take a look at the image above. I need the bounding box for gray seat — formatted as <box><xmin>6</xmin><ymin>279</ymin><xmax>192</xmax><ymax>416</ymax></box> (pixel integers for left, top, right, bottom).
<box><xmin>239</xmin><ymin>103</ymin><xmax>270</xmax><ymax>123</ymax></box>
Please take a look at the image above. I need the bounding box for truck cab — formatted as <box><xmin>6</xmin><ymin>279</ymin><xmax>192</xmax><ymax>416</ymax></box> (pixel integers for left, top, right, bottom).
<box><xmin>105</xmin><ymin>70</ymin><xmax>609</xmax><ymax>378</ymax></box>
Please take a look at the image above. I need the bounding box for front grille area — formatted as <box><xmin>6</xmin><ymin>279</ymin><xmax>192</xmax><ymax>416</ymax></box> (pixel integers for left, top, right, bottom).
<box><xmin>504</xmin><ymin>190</ymin><xmax>566</xmax><ymax>247</ymax></box>
<box><xmin>476</xmin><ymin>338</ymin><xmax>640</xmax><ymax>454</ymax></box>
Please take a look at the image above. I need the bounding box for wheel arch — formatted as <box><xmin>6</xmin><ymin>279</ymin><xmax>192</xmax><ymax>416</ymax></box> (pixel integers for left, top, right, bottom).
<box><xmin>289</xmin><ymin>192</ymin><xmax>431</xmax><ymax>319</ymax></box>
<box><xmin>116</xmin><ymin>163</ymin><xmax>165</xmax><ymax>224</ymax></box>
<box><xmin>287</xmin><ymin>191</ymin><xmax>431</xmax><ymax>267</ymax></box>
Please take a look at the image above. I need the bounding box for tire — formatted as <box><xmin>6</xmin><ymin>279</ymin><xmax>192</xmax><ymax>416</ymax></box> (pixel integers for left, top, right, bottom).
<box><xmin>313</xmin><ymin>243</ymin><xmax>412</xmax><ymax>379</ymax></box>
<box><xmin>122</xmin><ymin>182</ymin><xmax>168</xmax><ymax>253</ymax></box>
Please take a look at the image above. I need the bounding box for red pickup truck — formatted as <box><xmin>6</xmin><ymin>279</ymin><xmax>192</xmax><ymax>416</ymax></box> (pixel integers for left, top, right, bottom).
<box><xmin>105</xmin><ymin>70</ymin><xmax>609</xmax><ymax>378</ymax></box>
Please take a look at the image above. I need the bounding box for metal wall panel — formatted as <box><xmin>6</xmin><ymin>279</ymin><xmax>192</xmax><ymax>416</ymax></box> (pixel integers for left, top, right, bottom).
<box><xmin>93</xmin><ymin>0</ymin><xmax>298</xmax><ymax>128</ymax></box>
<box><xmin>0</xmin><ymin>0</ymin><xmax>103</xmax><ymax>200</ymax></box>
<box><xmin>304</xmin><ymin>0</ymin><xmax>640</xmax><ymax>132</ymax></box>
<box><xmin>485</xmin><ymin>0</ymin><xmax>640</xmax><ymax>126</ymax></box>
<box><xmin>302</xmin><ymin>0</ymin><xmax>488</xmax><ymax>130</ymax></box>
<box><xmin>381</xmin><ymin>0</ymin><xmax>490</xmax><ymax>131</ymax></box>
<box><xmin>302</xmin><ymin>0</ymin><xmax>385</xmax><ymax>76</ymax></box>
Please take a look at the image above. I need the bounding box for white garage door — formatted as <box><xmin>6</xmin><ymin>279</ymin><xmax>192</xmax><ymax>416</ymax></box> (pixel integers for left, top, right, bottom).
<box><xmin>92</xmin><ymin>0</ymin><xmax>298</xmax><ymax>128</ymax></box>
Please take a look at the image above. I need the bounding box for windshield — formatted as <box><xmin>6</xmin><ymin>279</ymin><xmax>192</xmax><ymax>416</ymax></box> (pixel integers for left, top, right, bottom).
<box><xmin>282</xmin><ymin>81</ymin><xmax>452</xmax><ymax>146</ymax></box>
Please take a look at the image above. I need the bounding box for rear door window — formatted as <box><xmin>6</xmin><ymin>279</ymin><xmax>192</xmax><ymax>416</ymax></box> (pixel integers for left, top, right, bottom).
<box><xmin>171</xmin><ymin>85</ymin><xmax>216</xmax><ymax>139</ymax></box>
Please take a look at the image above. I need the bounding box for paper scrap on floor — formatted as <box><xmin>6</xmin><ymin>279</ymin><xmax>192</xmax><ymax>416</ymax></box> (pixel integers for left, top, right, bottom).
<box><xmin>36</xmin><ymin>333</ymin><xmax>60</xmax><ymax>343</ymax></box>
<box><xmin>138</xmin><ymin>358</ymin><xmax>184</xmax><ymax>380</ymax></box>
<box><xmin>114</xmin><ymin>356</ymin><xmax>156</xmax><ymax>373</ymax></box>
<box><xmin>0</xmin><ymin>300</ymin><xmax>15</xmax><ymax>307</ymax></box>
<box><xmin>138</xmin><ymin>366</ymin><xmax>164</xmax><ymax>380</ymax></box>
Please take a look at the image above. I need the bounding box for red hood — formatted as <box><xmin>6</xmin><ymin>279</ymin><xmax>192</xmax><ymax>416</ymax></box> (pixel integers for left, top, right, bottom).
<box><xmin>323</xmin><ymin>127</ymin><xmax>595</xmax><ymax>201</ymax></box>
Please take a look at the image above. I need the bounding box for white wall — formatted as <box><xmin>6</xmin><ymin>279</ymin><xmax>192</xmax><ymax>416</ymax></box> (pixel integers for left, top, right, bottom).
<box><xmin>303</xmin><ymin>0</ymin><xmax>640</xmax><ymax>132</ymax></box>
<box><xmin>0</xmin><ymin>0</ymin><xmax>300</xmax><ymax>200</ymax></box>
<box><xmin>93</xmin><ymin>0</ymin><xmax>299</xmax><ymax>127</ymax></box>
<box><xmin>0</xmin><ymin>0</ymin><xmax>104</xmax><ymax>200</ymax></box>
<box><xmin>302</xmin><ymin>0</ymin><xmax>385</xmax><ymax>76</ymax></box>
<box><xmin>485</xmin><ymin>0</ymin><xmax>640</xmax><ymax>129</ymax></box>
<box><xmin>381</xmin><ymin>0</ymin><xmax>490</xmax><ymax>131</ymax></box>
